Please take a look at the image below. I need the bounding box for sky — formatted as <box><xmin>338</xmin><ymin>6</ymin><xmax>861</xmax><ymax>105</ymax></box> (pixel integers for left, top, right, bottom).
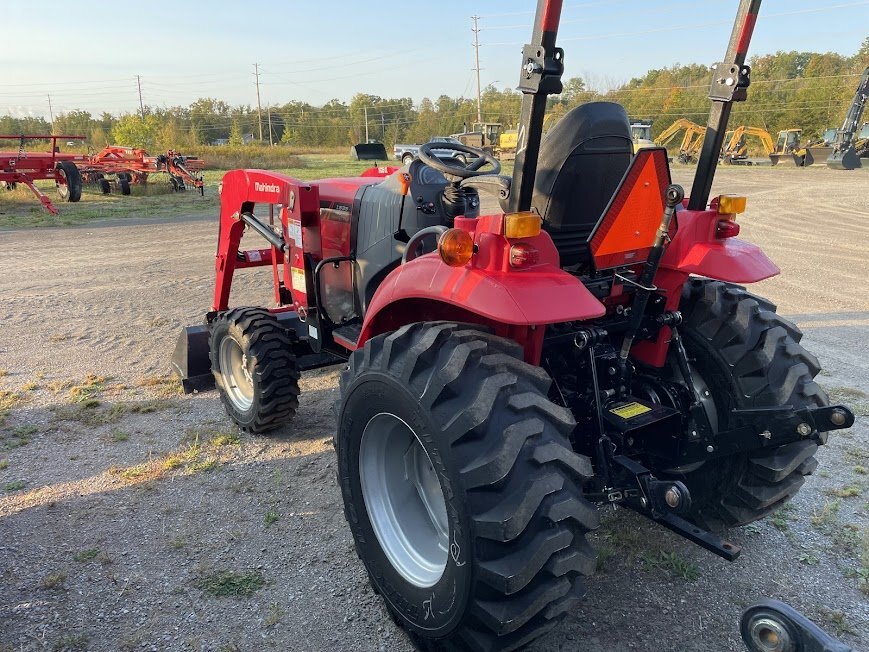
<box><xmin>2</xmin><ymin>0</ymin><xmax>867</xmax><ymax>119</ymax></box>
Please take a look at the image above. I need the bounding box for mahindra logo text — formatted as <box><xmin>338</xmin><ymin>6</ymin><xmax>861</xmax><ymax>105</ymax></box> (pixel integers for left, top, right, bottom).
<box><xmin>255</xmin><ymin>182</ymin><xmax>280</xmax><ymax>193</ymax></box>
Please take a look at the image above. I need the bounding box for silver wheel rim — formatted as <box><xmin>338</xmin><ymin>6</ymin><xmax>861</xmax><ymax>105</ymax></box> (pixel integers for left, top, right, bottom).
<box><xmin>359</xmin><ymin>413</ymin><xmax>449</xmax><ymax>588</ymax></box>
<box><xmin>218</xmin><ymin>334</ymin><xmax>254</xmax><ymax>411</ymax></box>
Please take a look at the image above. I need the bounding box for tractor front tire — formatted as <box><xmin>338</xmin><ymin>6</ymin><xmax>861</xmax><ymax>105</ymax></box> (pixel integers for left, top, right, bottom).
<box><xmin>336</xmin><ymin>322</ymin><xmax>598</xmax><ymax>651</ymax></box>
<box><xmin>209</xmin><ymin>308</ymin><xmax>300</xmax><ymax>434</ymax></box>
<box><xmin>56</xmin><ymin>161</ymin><xmax>82</xmax><ymax>202</ymax></box>
<box><xmin>674</xmin><ymin>279</ymin><xmax>828</xmax><ymax>531</ymax></box>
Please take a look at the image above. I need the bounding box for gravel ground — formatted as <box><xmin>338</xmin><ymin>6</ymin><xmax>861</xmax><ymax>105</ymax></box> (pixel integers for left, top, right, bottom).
<box><xmin>0</xmin><ymin>165</ymin><xmax>867</xmax><ymax>652</ymax></box>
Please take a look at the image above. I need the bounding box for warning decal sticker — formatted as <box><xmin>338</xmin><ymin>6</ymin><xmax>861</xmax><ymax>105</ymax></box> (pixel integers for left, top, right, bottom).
<box><xmin>609</xmin><ymin>402</ymin><xmax>652</xmax><ymax>420</ymax></box>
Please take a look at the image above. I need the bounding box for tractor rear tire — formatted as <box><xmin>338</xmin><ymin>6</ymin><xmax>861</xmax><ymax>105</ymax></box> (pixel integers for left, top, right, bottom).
<box><xmin>673</xmin><ymin>279</ymin><xmax>828</xmax><ymax>531</ymax></box>
<box><xmin>56</xmin><ymin>161</ymin><xmax>82</xmax><ymax>202</ymax></box>
<box><xmin>336</xmin><ymin>322</ymin><xmax>598</xmax><ymax>651</ymax></box>
<box><xmin>119</xmin><ymin>176</ymin><xmax>131</xmax><ymax>196</ymax></box>
<box><xmin>209</xmin><ymin>308</ymin><xmax>300</xmax><ymax>434</ymax></box>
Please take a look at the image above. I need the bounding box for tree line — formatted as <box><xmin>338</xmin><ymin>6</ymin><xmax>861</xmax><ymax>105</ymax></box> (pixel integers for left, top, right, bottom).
<box><xmin>2</xmin><ymin>42</ymin><xmax>866</xmax><ymax>152</ymax></box>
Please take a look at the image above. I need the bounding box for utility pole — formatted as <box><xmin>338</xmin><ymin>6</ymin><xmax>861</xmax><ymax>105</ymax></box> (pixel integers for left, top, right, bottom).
<box><xmin>267</xmin><ymin>105</ymin><xmax>273</xmax><ymax>145</ymax></box>
<box><xmin>364</xmin><ymin>106</ymin><xmax>369</xmax><ymax>142</ymax></box>
<box><xmin>381</xmin><ymin>111</ymin><xmax>386</xmax><ymax>140</ymax></box>
<box><xmin>254</xmin><ymin>63</ymin><xmax>263</xmax><ymax>142</ymax></box>
<box><xmin>472</xmin><ymin>15</ymin><xmax>483</xmax><ymax>125</ymax></box>
<box><xmin>47</xmin><ymin>94</ymin><xmax>54</xmax><ymax>130</ymax></box>
<box><xmin>136</xmin><ymin>75</ymin><xmax>145</xmax><ymax>119</ymax></box>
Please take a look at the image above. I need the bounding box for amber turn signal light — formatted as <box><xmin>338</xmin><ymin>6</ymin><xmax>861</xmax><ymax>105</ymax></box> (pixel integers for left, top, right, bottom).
<box><xmin>438</xmin><ymin>228</ymin><xmax>474</xmax><ymax>267</ymax></box>
<box><xmin>504</xmin><ymin>211</ymin><xmax>542</xmax><ymax>238</ymax></box>
<box><xmin>717</xmin><ymin>195</ymin><xmax>746</xmax><ymax>214</ymax></box>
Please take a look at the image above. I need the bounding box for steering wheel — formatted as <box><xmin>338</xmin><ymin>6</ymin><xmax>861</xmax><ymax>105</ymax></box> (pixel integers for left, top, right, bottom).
<box><xmin>417</xmin><ymin>141</ymin><xmax>501</xmax><ymax>179</ymax></box>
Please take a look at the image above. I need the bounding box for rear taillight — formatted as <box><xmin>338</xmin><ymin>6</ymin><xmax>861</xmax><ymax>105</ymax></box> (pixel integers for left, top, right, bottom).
<box><xmin>509</xmin><ymin>242</ymin><xmax>539</xmax><ymax>268</ymax></box>
<box><xmin>716</xmin><ymin>219</ymin><xmax>741</xmax><ymax>238</ymax></box>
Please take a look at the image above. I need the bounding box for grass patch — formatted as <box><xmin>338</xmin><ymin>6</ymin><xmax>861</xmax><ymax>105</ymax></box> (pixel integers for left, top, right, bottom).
<box><xmin>197</xmin><ymin>570</ymin><xmax>265</xmax><ymax>598</ymax></box>
<box><xmin>769</xmin><ymin>503</ymin><xmax>796</xmax><ymax>531</ymax></box>
<box><xmin>798</xmin><ymin>553</ymin><xmax>819</xmax><ymax>565</ymax></box>
<box><xmin>109</xmin><ymin>431</ymin><xmax>129</xmax><ymax>443</ymax></box>
<box><xmin>39</xmin><ymin>572</ymin><xmax>67</xmax><ymax>590</ymax></box>
<box><xmin>0</xmin><ymin>459</ymin><xmax>7</xmax><ymax>470</ymax></box>
<box><xmin>264</xmin><ymin>510</ymin><xmax>279</xmax><ymax>527</ymax></box>
<box><xmin>169</xmin><ymin>536</ymin><xmax>187</xmax><ymax>550</ymax></box>
<box><xmin>21</xmin><ymin>381</ymin><xmax>39</xmax><ymax>392</ymax></box>
<box><xmin>641</xmin><ymin>550</ymin><xmax>700</xmax><ymax>581</ymax></box>
<box><xmin>1</xmin><ymin>424</ymin><xmax>38</xmax><ymax>450</ymax></box>
<box><xmin>0</xmin><ymin>390</ymin><xmax>24</xmax><ymax>424</ymax></box>
<box><xmin>829</xmin><ymin>485</ymin><xmax>862</xmax><ymax>498</ymax></box>
<box><xmin>211</xmin><ymin>431</ymin><xmax>241</xmax><ymax>446</ymax></box>
<box><xmin>4</xmin><ymin>479</ymin><xmax>25</xmax><ymax>491</ymax></box>
<box><xmin>136</xmin><ymin>374</ymin><xmax>183</xmax><ymax>398</ymax></box>
<box><xmin>110</xmin><ymin>431</ymin><xmax>233</xmax><ymax>484</ymax></box>
<box><xmin>52</xmin><ymin>633</ymin><xmax>89</xmax><ymax>652</ymax></box>
<box><xmin>0</xmin><ymin>369</ymin><xmax>8</xmax><ymax>377</ymax></box>
<box><xmin>73</xmin><ymin>548</ymin><xmax>100</xmax><ymax>562</ymax></box>
<box><xmin>264</xmin><ymin>602</ymin><xmax>283</xmax><ymax>627</ymax></box>
<box><xmin>811</xmin><ymin>500</ymin><xmax>841</xmax><ymax>529</ymax></box>
<box><xmin>53</xmin><ymin>398</ymin><xmax>177</xmax><ymax>426</ymax></box>
<box><xmin>67</xmin><ymin>375</ymin><xmax>109</xmax><ymax>402</ymax></box>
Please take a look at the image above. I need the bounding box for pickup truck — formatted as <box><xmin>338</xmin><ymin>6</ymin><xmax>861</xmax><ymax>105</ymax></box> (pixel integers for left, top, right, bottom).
<box><xmin>393</xmin><ymin>136</ymin><xmax>477</xmax><ymax>166</ymax></box>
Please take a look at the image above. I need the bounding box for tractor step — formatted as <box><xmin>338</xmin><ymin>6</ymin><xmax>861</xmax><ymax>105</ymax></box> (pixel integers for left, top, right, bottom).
<box><xmin>332</xmin><ymin>323</ymin><xmax>362</xmax><ymax>350</ymax></box>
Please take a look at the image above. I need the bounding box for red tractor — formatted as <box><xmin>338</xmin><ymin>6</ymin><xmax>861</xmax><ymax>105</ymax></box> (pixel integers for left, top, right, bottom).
<box><xmin>173</xmin><ymin>1</ymin><xmax>854</xmax><ymax>649</ymax></box>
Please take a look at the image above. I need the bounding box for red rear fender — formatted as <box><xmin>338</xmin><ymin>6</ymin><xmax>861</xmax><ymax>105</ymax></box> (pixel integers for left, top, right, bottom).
<box><xmin>661</xmin><ymin>207</ymin><xmax>779</xmax><ymax>283</ymax></box>
<box><xmin>358</xmin><ymin>253</ymin><xmax>605</xmax><ymax>350</ymax></box>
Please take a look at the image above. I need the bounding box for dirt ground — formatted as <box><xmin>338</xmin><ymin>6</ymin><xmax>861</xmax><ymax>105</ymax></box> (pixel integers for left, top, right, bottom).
<box><xmin>1</xmin><ymin>165</ymin><xmax>867</xmax><ymax>652</ymax></box>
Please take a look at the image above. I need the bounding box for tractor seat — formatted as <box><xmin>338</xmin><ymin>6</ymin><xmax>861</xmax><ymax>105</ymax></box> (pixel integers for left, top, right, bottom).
<box><xmin>532</xmin><ymin>102</ymin><xmax>633</xmax><ymax>268</ymax></box>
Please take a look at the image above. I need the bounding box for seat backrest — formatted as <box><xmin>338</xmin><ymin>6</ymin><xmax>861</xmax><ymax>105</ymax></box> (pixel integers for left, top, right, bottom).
<box><xmin>531</xmin><ymin>102</ymin><xmax>633</xmax><ymax>268</ymax></box>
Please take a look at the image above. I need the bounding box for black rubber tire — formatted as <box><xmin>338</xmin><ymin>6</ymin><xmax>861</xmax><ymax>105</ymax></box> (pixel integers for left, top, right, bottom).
<box><xmin>98</xmin><ymin>178</ymin><xmax>111</xmax><ymax>194</ymax></box>
<box><xmin>3</xmin><ymin>182</ymin><xmax>16</xmax><ymax>191</ymax></box>
<box><xmin>119</xmin><ymin>176</ymin><xmax>131</xmax><ymax>196</ymax></box>
<box><xmin>209</xmin><ymin>307</ymin><xmax>300</xmax><ymax>434</ymax></box>
<box><xmin>56</xmin><ymin>161</ymin><xmax>82</xmax><ymax>202</ymax></box>
<box><xmin>336</xmin><ymin>322</ymin><xmax>598</xmax><ymax>651</ymax></box>
<box><xmin>401</xmin><ymin>153</ymin><xmax>415</xmax><ymax>166</ymax></box>
<box><xmin>673</xmin><ymin>279</ymin><xmax>828</xmax><ymax>531</ymax></box>
<box><xmin>169</xmin><ymin>176</ymin><xmax>181</xmax><ymax>191</ymax></box>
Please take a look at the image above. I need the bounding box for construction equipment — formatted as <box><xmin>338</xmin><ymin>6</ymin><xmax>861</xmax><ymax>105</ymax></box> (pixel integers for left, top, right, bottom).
<box><xmin>0</xmin><ymin>135</ymin><xmax>86</xmax><ymax>214</ymax></box>
<box><xmin>721</xmin><ymin>126</ymin><xmax>775</xmax><ymax>164</ymax></box>
<box><xmin>654</xmin><ymin>118</ymin><xmax>706</xmax><ymax>163</ymax></box>
<box><xmin>453</xmin><ymin>121</ymin><xmax>502</xmax><ymax>155</ymax></box>
<box><xmin>769</xmin><ymin>128</ymin><xmax>806</xmax><ymax>166</ymax></box>
<box><xmin>802</xmin><ymin>127</ymin><xmax>837</xmax><ymax>166</ymax></box>
<box><xmin>495</xmin><ymin>129</ymin><xmax>519</xmax><ymax>160</ymax></box>
<box><xmin>173</xmin><ymin>1</ymin><xmax>853</xmax><ymax>649</ymax></box>
<box><xmin>827</xmin><ymin>66</ymin><xmax>869</xmax><ymax>169</ymax></box>
<box><xmin>630</xmin><ymin>119</ymin><xmax>655</xmax><ymax>153</ymax></box>
<box><xmin>350</xmin><ymin>142</ymin><xmax>389</xmax><ymax>161</ymax></box>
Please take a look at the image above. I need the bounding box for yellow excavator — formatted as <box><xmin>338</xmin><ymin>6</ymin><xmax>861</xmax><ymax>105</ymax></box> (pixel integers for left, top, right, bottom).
<box><xmin>653</xmin><ymin>118</ymin><xmax>705</xmax><ymax>163</ymax></box>
<box><xmin>721</xmin><ymin>126</ymin><xmax>775</xmax><ymax>165</ymax></box>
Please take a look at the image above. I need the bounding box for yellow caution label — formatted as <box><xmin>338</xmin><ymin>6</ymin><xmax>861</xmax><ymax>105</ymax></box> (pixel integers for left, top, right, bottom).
<box><xmin>609</xmin><ymin>402</ymin><xmax>652</xmax><ymax>419</ymax></box>
<box><xmin>291</xmin><ymin>268</ymin><xmax>306</xmax><ymax>292</ymax></box>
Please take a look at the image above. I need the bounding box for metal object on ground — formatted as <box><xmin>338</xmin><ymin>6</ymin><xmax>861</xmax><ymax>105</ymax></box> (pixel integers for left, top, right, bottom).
<box><xmin>0</xmin><ymin>135</ymin><xmax>86</xmax><ymax>214</ymax></box>
<box><xmin>741</xmin><ymin>600</ymin><xmax>852</xmax><ymax>652</ymax></box>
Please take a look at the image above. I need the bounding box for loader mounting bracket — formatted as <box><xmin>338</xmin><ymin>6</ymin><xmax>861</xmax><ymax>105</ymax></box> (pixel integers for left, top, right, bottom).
<box><xmin>517</xmin><ymin>44</ymin><xmax>565</xmax><ymax>95</ymax></box>
<box><xmin>708</xmin><ymin>62</ymin><xmax>751</xmax><ymax>102</ymax></box>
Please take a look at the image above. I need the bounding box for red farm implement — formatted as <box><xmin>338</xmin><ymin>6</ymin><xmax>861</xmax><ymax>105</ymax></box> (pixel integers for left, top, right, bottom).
<box><xmin>172</xmin><ymin>0</ymin><xmax>855</xmax><ymax>649</ymax></box>
<box><xmin>78</xmin><ymin>145</ymin><xmax>205</xmax><ymax>196</ymax></box>
<box><xmin>0</xmin><ymin>135</ymin><xmax>86</xmax><ymax>214</ymax></box>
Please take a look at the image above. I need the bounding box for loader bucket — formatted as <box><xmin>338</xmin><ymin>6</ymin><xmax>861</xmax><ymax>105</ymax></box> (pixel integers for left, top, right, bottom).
<box><xmin>351</xmin><ymin>143</ymin><xmax>389</xmax><ymax>161</ymax></box>
<box><xmin>827</xmin><ymin>146</ymin><xmax>862</xmax><ymax>170</ymax></box>
<box><xmin>169</xmin><ymin>324</ymin><xmax>215</xmax><ymax>393</ymax></box>
<box><xmin>804</xmin><ymin>146</ymin><xmax>833</xmax><ymax>166</ymax></box>
<box><xmin>768</xmin><ymin>153</ymin><xmax>803</xmax><ymax>167</ymax></box>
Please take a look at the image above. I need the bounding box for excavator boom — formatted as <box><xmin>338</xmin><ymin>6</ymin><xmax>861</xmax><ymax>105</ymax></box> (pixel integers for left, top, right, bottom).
<box><xmin>827</xmin><ymin>66</ymin><xmax>869</xmax><ymax>170</ymax></box>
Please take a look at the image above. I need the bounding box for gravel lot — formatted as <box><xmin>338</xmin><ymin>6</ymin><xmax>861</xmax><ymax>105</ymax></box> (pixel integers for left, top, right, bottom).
<box><xmin>1</xmin><ymin>165</ymin><xmax>867</xmax><ymax>651</ymax></box>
